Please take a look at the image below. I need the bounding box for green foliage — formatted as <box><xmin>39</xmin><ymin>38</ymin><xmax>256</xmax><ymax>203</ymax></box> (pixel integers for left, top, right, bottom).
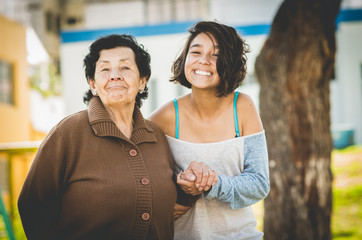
<box><xmin>11</xmin><ymin>208</ymin><xmax>26</xmax><ymax>240</ymax></box>
<box><xmin>332</xmin><ymin>147</ymin><xmax>362</xmax><ymax>240</ymax></box>
<box><xmin>30</xmin><ymin>63</ymin><xmax>62</xmax><ymax>98</ymax></box>
<box><xmin>332</xmin><ymin>185</ymin><xmax>362</xmax><ymax>239</ymax></box>
<box><xmin>334</xmin><ymin>145</ymin><xmax>362</xmax><ymax>155</ymax></box>
<box><xmin>0</xmin><ymin>207</ymin><xmax>26</xmax><ymax>240</ymax></box>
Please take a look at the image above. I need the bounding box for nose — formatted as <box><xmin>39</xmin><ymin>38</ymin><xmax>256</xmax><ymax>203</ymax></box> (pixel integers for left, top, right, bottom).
<box><xmin>198</xmin><ymin>54</ymin><xmax>210</xmax><ymax>65</ymax></box>
<box><xmin>110</xmin><ymin>69</ymin><xmax>122</xmax><ymax>80</ymax></box>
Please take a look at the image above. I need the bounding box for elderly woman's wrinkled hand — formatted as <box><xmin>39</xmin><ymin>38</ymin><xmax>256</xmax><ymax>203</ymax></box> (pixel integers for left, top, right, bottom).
<box><xmin>177</xmin><ymin>161</ymin><xmax>218</xmax><ymax>195</ymax></box>
<box><xmin>187</xmin><ymin>161</ymin><xmax>218</xmax><ymax>192</ymax></box>
<box><xmin>173</xmin><ymin>203</ymin><xmax>191</xmax><ymax>221</ymax></box>
<box><xmin>177</xmin><ymin>169</ymin><xmax>200</xmax><ymax>195</ymax></box>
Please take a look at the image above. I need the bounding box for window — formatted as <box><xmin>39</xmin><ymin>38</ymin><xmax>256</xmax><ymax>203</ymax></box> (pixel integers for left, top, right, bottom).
<box><xmin>46</xmin><ymin>11</ymin><xmax>52</xmax><ymax>33</ymax></box>
<box><xmin>56</xmin><ymin>15</ymin><xmax>61</xmax><ymax>34</ymax></box>
<box><xmin>0</xmin><ymin>60</ymin><xmax>14</xmax><ymax>105</ymax></box>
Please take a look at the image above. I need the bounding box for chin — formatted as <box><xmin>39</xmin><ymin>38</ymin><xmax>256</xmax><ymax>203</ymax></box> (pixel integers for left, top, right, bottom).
<box><xmin>192</xmin><ymin>83</ymin><xmax>218</xmax><ymax>90</ymax></box>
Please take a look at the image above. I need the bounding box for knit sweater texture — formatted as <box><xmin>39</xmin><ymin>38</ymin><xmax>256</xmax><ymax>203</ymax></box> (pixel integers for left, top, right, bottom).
<box><xmin>18</xmin><ymin>97</ymin><xmax>179</xmax><ymax>240</ymax></box>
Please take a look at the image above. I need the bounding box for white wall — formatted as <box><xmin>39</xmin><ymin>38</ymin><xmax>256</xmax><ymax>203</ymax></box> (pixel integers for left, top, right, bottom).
<box><xmin>136</xmin><ymin>33</ymin><xmax>189</xmax><ymax>116</ymax></box>
<box><xmin>209</xmin><ymin>0</ymin><xmax>283</xmax><ymax>26</ymax></box>
<box><xmin>60</xmin><ymin>41</ymin><xmax>90</xmax><ymax>115</ymax></box>
<box><xmin>334</xmin><ymin>21</ymin><xmax>362</xmax><ymax>144</ymax></box>
<box><xmin>85</xmin><ymin>1</ymin><xmax>145</xmax><ymax>29</ymax></box>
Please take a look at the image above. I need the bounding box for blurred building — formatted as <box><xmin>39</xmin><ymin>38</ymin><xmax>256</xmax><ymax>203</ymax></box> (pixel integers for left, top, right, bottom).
<box><xmin>0</xmin><ymin>0</ymin><xmax>64</xmax><ymax>134</ymax></box>
<box><xmin>0</xmin><ymin>0</ymin><xmax>61</xmax><ymax>70</ymax></box>
<box><xmin>0</xmin><ymin>0</ymin><xmax>63</xmax><ymax>217</ymax></box>
<box><xmin>0</xmin><ymin>15</ymin><xmax>38</xmax><ymax>218</ymax></box>
<box><xmin>0</xmin><ymin>16</ymin><xmax>30</xmax><ymax>143</ymax></box>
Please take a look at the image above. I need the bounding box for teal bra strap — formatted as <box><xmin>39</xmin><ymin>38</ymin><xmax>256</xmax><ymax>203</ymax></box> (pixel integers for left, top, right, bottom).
<box><xmin>173</xmin><ymin>98</ymin><xmax>180</xmax><ymax>139</ymax></box>
<box><xmin>234</xmin><ymin>91</ymin><xmax>240</xmax><ymax>137</ymax></box>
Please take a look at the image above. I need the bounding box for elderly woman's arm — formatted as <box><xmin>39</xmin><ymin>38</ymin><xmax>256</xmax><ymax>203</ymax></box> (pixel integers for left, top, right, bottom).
<box><xmin>172</xmin><ymin>163</ymin><xmax>218</xmax><ymax>220</ymax></box>
<box><xmin>204</xmin><ymin>132</ymin><xmax>270</xmax><ymax>209</ymax></box>
<box><xmin>18</xmin><ymin>127</ymin><xmax>67</xmax><ymax>239</ymax></box>
<box><xmin>171</xmin><ymin>163</ymin><xmax>202</xmax><ymax>220</ymax></box>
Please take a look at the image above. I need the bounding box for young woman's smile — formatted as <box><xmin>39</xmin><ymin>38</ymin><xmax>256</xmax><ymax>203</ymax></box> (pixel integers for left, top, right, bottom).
<box><xmin>184</xmin><ymin>33</ymin><xmax>220</xmax><ymax>90</ymax></box>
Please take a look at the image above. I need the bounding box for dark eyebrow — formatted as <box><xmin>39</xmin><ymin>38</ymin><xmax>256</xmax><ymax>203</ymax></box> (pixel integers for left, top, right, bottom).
<box><xmin>189</xmin><ymin>44</ymin><xmax>219</xmax><ymax>50</ymax></box>
<box><xmin>97</xmin><ymin>58</ymin><xmax>132</xmax><ymax>67</ymax></box>
<box><xmin>190</xmin><ymin>43</ymin><xmax>202</xmax><ymax>49</ymax></box>
<box><xmin>119</xmin><ymin>58</ymin><xmax>132</xmax><ymax>62</ymax></box>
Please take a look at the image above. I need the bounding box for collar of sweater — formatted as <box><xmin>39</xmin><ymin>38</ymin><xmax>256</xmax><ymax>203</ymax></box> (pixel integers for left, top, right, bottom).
<box><xmin>88</xmin><ymin>97</ymin><xmax>156</xmax><ymax>145</ymax></box>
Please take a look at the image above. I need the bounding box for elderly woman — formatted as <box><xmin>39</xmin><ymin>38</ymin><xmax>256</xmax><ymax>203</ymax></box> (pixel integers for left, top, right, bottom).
<box><xmin>18</xmin><ymin>34</ymin><xmax>193</xmax><ymax>240</ymax></box>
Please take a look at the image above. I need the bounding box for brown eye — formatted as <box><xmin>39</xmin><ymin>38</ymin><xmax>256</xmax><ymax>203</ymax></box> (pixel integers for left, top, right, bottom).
<box><xmin>190</xmin><ymin>51</ymin><xmax>201</xmax><ymax>55</ymax></box>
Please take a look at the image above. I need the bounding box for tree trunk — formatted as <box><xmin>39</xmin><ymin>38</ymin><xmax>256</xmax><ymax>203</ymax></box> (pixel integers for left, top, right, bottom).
<box><xmin>254</xmin><ymin>0</ymin><xmax>341</xmax><ymax>239</ymax></box>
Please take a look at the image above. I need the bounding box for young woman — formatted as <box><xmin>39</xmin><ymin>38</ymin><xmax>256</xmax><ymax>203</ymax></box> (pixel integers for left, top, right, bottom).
<box><xmin>150</xmin><ymin>21</ymin><xmax>270</xmax><ymax>239</ymax></box>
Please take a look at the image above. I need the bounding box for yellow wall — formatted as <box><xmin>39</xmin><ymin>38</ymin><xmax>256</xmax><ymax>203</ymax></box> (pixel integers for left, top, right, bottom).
<box><xmin>0</xmin><ymin>14</ymin><xmax>30</xmax><ymax>143</ymax></box>
<box><xmin>11</xmin><ymin>153</ymin><xmax>35</xmax><ymax>205</ymax></box>
<box><xmin>0</xmin><ymin>15</ymin><xmax>37</xmax><ymax>214</ymax></box>
<box><xmin>0</xmin><ymin>152</ymin><xmax>34</xmax><ymax>206</ymax></box>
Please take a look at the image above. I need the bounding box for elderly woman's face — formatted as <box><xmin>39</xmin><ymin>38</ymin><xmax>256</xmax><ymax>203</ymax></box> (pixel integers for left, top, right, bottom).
<box><xmin>89</xmin><ymin>47</ymin><xmax>146</xmax><ymax>107</ymax></box>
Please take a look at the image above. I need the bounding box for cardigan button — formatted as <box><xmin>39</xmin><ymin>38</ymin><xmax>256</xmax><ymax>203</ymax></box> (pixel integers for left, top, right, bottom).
<box><xmin>142</xmin><ymin>213</ymin><xmax>150</xmax><ymax>221</ymax></box>
<box><xmin>141</xmin><ymin>178</ymin><xmax>149</xmax><ymax>185</ymax></box>
<box><xmin>129</xmin><ymin>149</ymin><xmax>137</xmax><ymax>157</ymax></box>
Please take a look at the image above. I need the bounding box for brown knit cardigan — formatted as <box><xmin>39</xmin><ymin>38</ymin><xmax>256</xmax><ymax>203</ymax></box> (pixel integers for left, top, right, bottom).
<box><xmin>18</xmin><ymin>97</ymin><xmax>187</xmax><ymax>240</ymax></box>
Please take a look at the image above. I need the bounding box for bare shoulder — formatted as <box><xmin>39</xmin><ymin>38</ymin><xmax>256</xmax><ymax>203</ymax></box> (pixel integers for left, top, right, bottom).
<box><xmin>236</xmin><ymin>93</ymin><xmax>257</xmax><ymax>111</ymax></box>
<box><xmin>149</xmin><ymin>100</ymin><xmax>176</xmax><ymax>137</ymax></box>
<box><xmin>236</xmin><ymin>92</ymin><xmax>264</xmax><ymax>135</ymax></box>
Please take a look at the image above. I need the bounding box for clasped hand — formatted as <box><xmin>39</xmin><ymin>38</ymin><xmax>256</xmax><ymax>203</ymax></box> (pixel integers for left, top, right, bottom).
<box><xmin>177</xmin><ymin>161</ymin><xmax>218</xmax><ymax>195</ymax></box>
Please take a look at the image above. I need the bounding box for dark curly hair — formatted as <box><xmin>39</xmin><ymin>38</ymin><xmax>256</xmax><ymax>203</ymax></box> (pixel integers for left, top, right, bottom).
<box><xmin>83</xmin><ymin>34</ymin><xmax>151</xmax><ymax>108</ymax></box>
<box><xmin>170</xmin><ymin>21</ymin><xmax>249</xmax><ymax>97</ymax></box>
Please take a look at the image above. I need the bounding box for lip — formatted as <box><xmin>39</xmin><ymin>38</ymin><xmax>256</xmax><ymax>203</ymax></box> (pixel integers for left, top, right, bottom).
<box><xmin>107</xmin><ymin>85</ymin><xmax>127</xmax><ymax>90</ymax></box>
<box><xmin>194</xmin><ymin>70</ymin><xmax>212</xmax><ymax>76</ymax></box>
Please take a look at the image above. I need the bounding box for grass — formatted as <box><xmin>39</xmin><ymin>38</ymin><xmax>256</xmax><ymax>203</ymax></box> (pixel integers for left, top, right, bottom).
<box><xmin>332</xmin><ymin>185</ymin><xmax>362</xmax><ymax>239</ymax></box>
<box><xmin>331</xmin><ymin>145</ymin><xmax>362</xmax><ymax>240</ymax></box>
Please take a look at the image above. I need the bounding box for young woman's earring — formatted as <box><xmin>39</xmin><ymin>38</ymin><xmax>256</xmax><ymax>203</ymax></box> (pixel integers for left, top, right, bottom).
<box><xmin>138</xmin><ymin>89</ymin><xmax>144</xmax><ymax>94</ymax></box>
<box><xmin>92</xmin><ymin>89</ymin><xmax>98</xmax><ymax>96</ymax></box>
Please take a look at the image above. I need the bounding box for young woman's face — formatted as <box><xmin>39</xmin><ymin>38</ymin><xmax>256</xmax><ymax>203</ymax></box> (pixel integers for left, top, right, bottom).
<box><xmin>184</xmin><ymin>33</ymin><xmax>220</xmax><ymax>90</ymax></box>
<box><xmin>89</xmin><ymin>47</ymin><xmax>146</xmax><ymax>107</ymax></box>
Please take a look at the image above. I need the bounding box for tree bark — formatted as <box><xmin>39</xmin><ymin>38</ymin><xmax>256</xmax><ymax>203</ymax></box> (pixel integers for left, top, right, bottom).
<box><xmin>254</xmin><ymin>0</ymin><xmax>341</xmax><ymax>239</ymax></box>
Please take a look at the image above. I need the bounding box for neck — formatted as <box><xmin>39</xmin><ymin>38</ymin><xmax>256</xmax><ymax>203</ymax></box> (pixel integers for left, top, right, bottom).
<box><xmin>189</xmin><ymin>88</ymin><xmax>233</xmax><ymax>119</ymax></box>
<box><xmin>105</xmin><ymin>103</ymin><xmax>135</xmax><ymax>139</ymax></box>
